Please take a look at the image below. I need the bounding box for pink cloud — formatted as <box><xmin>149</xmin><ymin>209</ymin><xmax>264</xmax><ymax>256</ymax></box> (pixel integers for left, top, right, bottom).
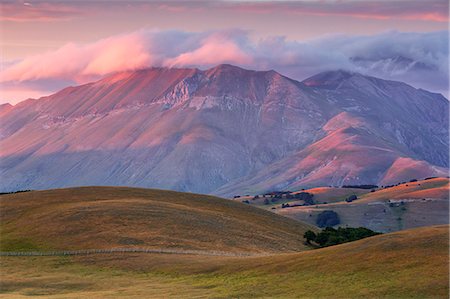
<box><xmin>165</xmin><ymin>33</ymin><xmax>252</xmax><ymax>67</ymax></box>
<box><xmin>0</xmin><ymin>32</ymin><xmax>152</xmax><ymax>83</ymax></box>
<box><xmin>0</xmin><ymin>29</ymin><xmax>447</xmax><ymax>101</ymax></box>
<box><xmin>0</xmin><ymin>30</ymin><xmax>254</xmax><ymax>84</ymax></box>
<box><xmin>82</xmin><ymin>35</ymin><xmax>152</xmax><ymax>77</ymax></box>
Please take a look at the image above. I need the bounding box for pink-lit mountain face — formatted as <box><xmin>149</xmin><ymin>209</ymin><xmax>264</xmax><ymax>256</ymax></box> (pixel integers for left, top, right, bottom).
<box><xmin>0</xmin><ymin>65</ymin><xmax>448</xmax><ymax>195</ymax></box>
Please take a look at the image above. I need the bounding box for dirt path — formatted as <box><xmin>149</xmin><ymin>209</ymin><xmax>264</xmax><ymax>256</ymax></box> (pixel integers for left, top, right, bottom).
<box><xmin>0</xmin><ymin>247</ymin><xmax>265</xmax><ymax>257</ymax></box>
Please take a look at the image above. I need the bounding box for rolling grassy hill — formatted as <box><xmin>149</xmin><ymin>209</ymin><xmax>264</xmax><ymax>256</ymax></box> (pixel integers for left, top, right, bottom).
<box><xmin>1</xmin><ymin>225</ymin><xmax>448</xmax><ymax>298</ymax></box>
<box><xmin>0</xmin><ymin>187</ymin><xmax>316</xmax><ymax>254</ymax></box>
<box><xmin>233</xmin><ymin>187</ymin><xmax>371</xmax><ymax>209</ymax></box>
<box><xmin>276</xmin><ymin>178</ymin><xmax>449</xmax><ymax>232</ymax></box>
<box><xmin>358</xmin><ymin>177</ymin><xmax>449</xmax><ymax>202</ymax></box>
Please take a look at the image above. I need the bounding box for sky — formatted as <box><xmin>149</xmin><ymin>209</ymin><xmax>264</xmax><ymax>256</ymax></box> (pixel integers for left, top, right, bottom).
<box><xmin>0</xmin><ymin>0</ymin><xmax>448</xmax><ymax>104</ymax></box>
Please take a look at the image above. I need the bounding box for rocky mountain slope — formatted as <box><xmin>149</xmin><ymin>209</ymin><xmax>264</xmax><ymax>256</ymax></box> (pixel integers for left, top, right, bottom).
<box><xmin>0</xmin><ymin>64</ymin><xmax>447</xmax><ymax>195</ymax></box>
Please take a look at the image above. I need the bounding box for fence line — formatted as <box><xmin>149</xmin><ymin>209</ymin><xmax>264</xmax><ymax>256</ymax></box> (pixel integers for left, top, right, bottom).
<box><xmin>0</xmin><ymin>247</ymin><xmax>265</xmax><ymax>257</ymax></box>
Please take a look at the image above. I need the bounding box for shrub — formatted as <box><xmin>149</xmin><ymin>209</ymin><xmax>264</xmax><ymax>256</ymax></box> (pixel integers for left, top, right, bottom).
<box><xmin>342</xmin><ymin>184</ymin><xmax>378</xmax><ymax>189</ymax></box>
<box><xmin>316</xmin><ymin>210</ymin><xmax>340</xmax><ymax>227</ymax></box>
<box><xmin>345</xmin><ymin>194</ymin><xmax>358</xmax><ymax>202</ymax></box>
<box><xmin>0</xmin><ymin>190</ymin><xmax>32</xmax><ymax>195</ymax></box>
<box><xmin>305</xmin><ymin>227</ymin><xmax>381</xmax><ymax>247</ymax></box>
<box><xmin>303</xmin><ymin>230</ymin><xmax>317</xmax><ymax>244</ymax></box>
<box><xmin>295</xmin><ymin>192</ymin><xmax>315</xmax><ymax>205</ymax></box>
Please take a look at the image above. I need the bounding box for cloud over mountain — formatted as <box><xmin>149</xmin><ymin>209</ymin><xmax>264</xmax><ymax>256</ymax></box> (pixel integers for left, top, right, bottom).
<box><xmin>1</xmin><ymin>29</ymin><xmax>448</xmax><ymax>102</ymax></box>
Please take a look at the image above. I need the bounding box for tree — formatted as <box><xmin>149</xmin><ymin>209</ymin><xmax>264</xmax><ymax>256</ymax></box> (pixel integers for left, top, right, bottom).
<box><xmin>345</xmin><ymin>194</ymin><xmax>358</xmax><ymax>202</ymax></box>
<box><xmin>316</xmin><ymin>210</ymin><xmax>340</xmax><ymax>227</ymax></box>
<box><xmin>295</xmin><ymin>192</ymin><xmax>315</xmax><ymax>205</ymax></box>
<box><xmin>342</xmin><ymin>184</ymin><xmax>378</xmax><ymax>189</ymax></box>
<box><xmin>303</xmin><ymin>230</ymin><xmax>317</xmax><ymax>244</ymax></box>
<box><xmin>312</xmin><ymin>227</ymin><xmax>381</xmax><ymax>247</ymax></box>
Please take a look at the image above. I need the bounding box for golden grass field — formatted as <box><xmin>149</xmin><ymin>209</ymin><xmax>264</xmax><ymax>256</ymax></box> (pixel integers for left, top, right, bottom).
<box><xmin>0</xmin><ymin>187</ymin><xmax>449</xmax><ymax>298</ymax></box>
<box><xmin>231</xmin><ymin>187</ymin><xmax>370</xmax><ymax>208</ymax></box>
<box><xmin>1</xmin><ymin>225</ymin><xmax>448</xmax><ymax>298</ymax></box>
<box><xmin>0</xmin><ymin>187</ymin><xmax>317</xmax><ymax>253</ymax></box>
<box><xmin>360</xmin><ymin>177</ymin><xmax>449</xmax><ymax>201</ymax></box>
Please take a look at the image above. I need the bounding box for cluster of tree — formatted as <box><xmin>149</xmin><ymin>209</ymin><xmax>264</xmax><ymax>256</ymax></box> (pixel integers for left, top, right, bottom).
<box><xmin>0</xmin><ymin>190</ymin><xmax>32</xmax><ymax>195</ymax></box>
<box><xmin>281</xmin><ymin>203</ymin><xmax>303</xmax><ymax>208</ymax></box>
<box><xmin>262</xmin><ymin>191</ymin><xmax>315</xmax><ymax>206</ymax></box>
<box><xmin>294</xmin><ymin>192</ymin><xmax>315</xmax><ymax>205</ymax></box>
<box><xmin>316</xmin><ymin>210</ymin><xmax>340</xmax><ymax>227</ymax></box>
<box><xmin>263</xmin><ymin>191</ymin><xmax>292</xmax><ymax>197</ymax></box>
<box><xmin>342</xmin><ymin>184</ymin><xmax>378</xmax><ymax>189</ymax></box>
<box><xmin>234</xmin><ymin>194</ymin><xmax>250</xmax><ymax>199</ymax></box>
<box><xmin>382</xmin><ymin>178</ymin><xmax>422</xmax><ymax>189</ymax></box>
<box><xmin>424</xmin><ymin>177</ymin><xmax>437</xmax><ymax>181</ymax></box>
<box><xmin>345</xmin><ymin>194</ymin><xmax>358</xmax><ymax>202</ymax></box>
<box><xmin>304</xmin><ymin>227</ymin><xmax>381</xmax><ymax>247</ymax></box>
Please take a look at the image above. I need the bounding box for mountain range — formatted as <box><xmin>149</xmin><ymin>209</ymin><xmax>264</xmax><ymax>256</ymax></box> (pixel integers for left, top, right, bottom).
<box><xmin>0</xmin><ymin>64</ymin><xmax>448</xmax><ymax>195</ymax></box>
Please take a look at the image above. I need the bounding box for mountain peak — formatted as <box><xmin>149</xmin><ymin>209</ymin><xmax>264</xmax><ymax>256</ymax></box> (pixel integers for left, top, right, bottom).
<box><xmin>209</xmin><ymin>63</ymin><xmax>245</xmax><ymax>71</ymax></box>
<box><xmin>302</xmin><ymin>69</ymin><xmax>358</xmax><ymax>88</ymax></box>
<box><xmin>205</xmin><ymin>64</ymin><xmax>257</xmax><ymax>78</ymax></box>
<box><xmin>205</xmin><ymin>64</ymin><xmax>282</xmax><ymax>78</ymax></box>
<box><xmin>0</xmin><ymin>63</ymin><xmax>447</xmax><ymax>194</ymax></box>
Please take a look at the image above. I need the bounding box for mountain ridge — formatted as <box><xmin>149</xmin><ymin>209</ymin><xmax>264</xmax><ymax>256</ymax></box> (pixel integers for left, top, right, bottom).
<box><xmin>0</xmin><ymin>64</ymin><xmax>447</xmax><ymax>195</ymax></box>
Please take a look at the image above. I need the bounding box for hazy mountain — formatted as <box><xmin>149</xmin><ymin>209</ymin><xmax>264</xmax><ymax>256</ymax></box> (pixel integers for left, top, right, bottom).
<box><xmin>0</xmin><ymin>65</ymin><xmax>447</xmax><ymax>195</ymax></box>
